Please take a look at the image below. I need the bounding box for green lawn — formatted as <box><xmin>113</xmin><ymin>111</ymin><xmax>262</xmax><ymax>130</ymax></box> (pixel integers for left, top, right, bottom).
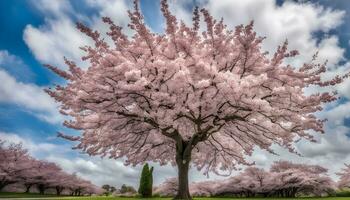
<box><xmin>0</xmin><ymin>192</ymin><xmax>64</xmax><ymax>198</ymax></box>
<box><xmin>1</xmin><ymin>193</ymin><xmax>350</xmax><ymax>200</ymax></box>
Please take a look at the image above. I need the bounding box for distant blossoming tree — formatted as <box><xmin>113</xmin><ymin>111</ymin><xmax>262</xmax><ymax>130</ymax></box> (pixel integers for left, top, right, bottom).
<box><xmin>0</xmin><ymin>140</ymin><xmax>33</xmax><ymax>191</ymax></box>
<box><xmin>337</xmin><ymin>164</ymin><xmax>350</xmax><ymax>189</ymax></box>
<box><xmin>45</xmin><ymin>0</ymin><xmax>348</xmax><ymax>199</ymax></box>
<box><xmin>270</xmin><ymin>161</ymin><xmax>335</xmax><ymax>197</ymax></box>
<box><xmin>0</xmin><ymin>140</ymin><xmax>98</xmax><ymax>195</ymax></box>
<box><xmin>155</xmin><ymin>161</ymin><xmax>335</xmax><ymax>198</ymax></box>
<box><xmin>154</xmin><ymin>177</ymin><xmax>178</xmax><ymax>197</ymax></box>
<box><xmin>33</xmin><ymin>161</ymin><xmax>62</xmax><ymax>195</ymax></box>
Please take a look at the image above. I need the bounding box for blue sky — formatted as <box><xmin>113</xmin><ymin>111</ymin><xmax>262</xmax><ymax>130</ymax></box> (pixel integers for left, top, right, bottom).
<box><xmin>1</xmin><ymin>0</ymin><xmax>350</xmax><ymax>188</ymax></box>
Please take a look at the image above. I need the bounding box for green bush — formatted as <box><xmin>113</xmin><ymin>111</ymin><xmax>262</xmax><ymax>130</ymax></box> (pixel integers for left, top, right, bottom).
<box><xmin>336</xmin><ymin>189</ymin><xmax>350</xmax><ymax>197</ymax></box>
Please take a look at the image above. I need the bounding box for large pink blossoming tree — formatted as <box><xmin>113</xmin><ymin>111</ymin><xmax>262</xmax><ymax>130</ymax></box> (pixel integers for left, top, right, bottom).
<box><xmin>45</xmin><ymin>1</ymin><xmax>348</xmax><ymax>199</ymax></box>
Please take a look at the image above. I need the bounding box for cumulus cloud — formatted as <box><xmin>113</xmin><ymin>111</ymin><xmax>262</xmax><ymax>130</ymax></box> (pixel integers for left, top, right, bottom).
<box><xmin>0</xmin><ymin>69</ymin><xmax>62</xmax><ymax>123</ymax></box>
<box><xmin>0</xmin><ymin>132</ymin><xmax>59</xmax><ymax>157</ymax></box>
<box><xmin>24</xmin><ymin>0</ymin><xmax>131</xmax><ymax>69</ymax></box>
<box><xmin>33</xmin><ymin>0</ymin><xmax>73</xmax><ymax>17</ymax></box>
<box><xmin>47</xmin><ymin>156</ymin><xmax>142</xmax><ymax>187</ymax></box>
<box><xmin>24</xmin><ymin>19</ymin><xmax>91</xmax><ymax>69</ymax></box>
<box><xmin>190</xmin><ymin>0</ymin><xmax>345</xmax><ymax>65</ymax></box>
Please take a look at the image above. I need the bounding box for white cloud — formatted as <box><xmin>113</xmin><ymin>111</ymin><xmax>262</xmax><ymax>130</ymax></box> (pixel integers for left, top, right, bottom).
<box><xmin>317</xmin><ymin>36</ymin><xmax>345</xmax><ymax>67</ymax></box>
<box><xmin>23</xmin><ymin>0</ymin><xmax>88</xmax><ymax>68</ymax></box>
<box><xmin>24</xmin><ymin>0</ymin><xmax>131</xmax><ymax>69</ymax></box>
<box><xmin>33</xmin><ymin>0</ymin><xmax>73</xmax><ymax>17</ymax></box>
<box><xmin>204</xmin><ymin>0</ymin><xmax>344</xmax><ymax>63</ymax></box>
<box><xmin>0</xmin><ymin>69</ymin><xmax>62</xmax><ymax>123</ymax></box>
<box><xmin>24</xmin><ymin>19</ymin><xmax>92</xmax><ymax>69</ymax></box>
<box><xmin>86</xmin><ymin>0</ymin><xmax>131</xmax><ymax>28</ymax></box>
<box><xmin>0</xmin><ymin>132</ymin><xmax>58</xmax><ymax>157</ymax></box>
<box><xmin>47</xmin><ymin>156</ymin><xmax>142</xmax><ymax>187</ymax></box>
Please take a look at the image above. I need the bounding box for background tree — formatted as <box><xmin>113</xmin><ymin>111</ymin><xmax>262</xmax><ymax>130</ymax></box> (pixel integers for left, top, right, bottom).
<box><xmin>0</xmin><ymin>140</ymin><xmax>33</xmax><ymax>191</ymax></box>
<box><xmin>138</xmin><ymin>163</ymin><xmax>152</xmax><ymax>197</ymax></box>
<box><xmin>148</xmin><ymin>166</ymin><xmax>154</xmax><ymax>197</ymax></box>
<box><xmin>337</xmin><ymin>164</ymin><xmax>350</xmax><ymax>190</ymax></box>
<box><xmin>269</xmin><ymin>161</ymin><xmax>335</xmax><ymax>197</ymax></box>
<box><xmin>45</xmin><ymin>0</ymin><xmax>349</xmax><ymax>199</ymax></box>
<box><xmin>138</xmin><ymin>163</ymin><xmax>148</xmax><ymax>196</ymax></box>
<box><xmin>110</xmin><ymin>186</ymin><xmax>117</xmax><ymax>193</ymax></box>
<box><xmin>102</xmin><ymin>184</ymin><xmax>110</xmax><ymax>196</ymax></box>
<box><xmin>0</xmin><ymin>140</ymin><xmax>99</xmax><ymax>195</ymax></box>
<box><xmin>154</xmin><ymin>177</ymin><xmax>178</xmax><ymax>197</ymax></box>
<box><xmin>120</xmin><ymin>184</ymin><xmax>136</xmax><ymax>194</ymax></box>
<box><xmin>155</xmin><ymin>161</ymin><xmax>335</xmax><ymax>198</ymax></box>
<box><xmin>34</xmin><ymin>161</ymin><xmax>62</xmax><ymax>195</ymax></box>
<box><xmin>190</xmin><ymin>180</ymin><xmax>219</xmax><ymax>197</ymax></box>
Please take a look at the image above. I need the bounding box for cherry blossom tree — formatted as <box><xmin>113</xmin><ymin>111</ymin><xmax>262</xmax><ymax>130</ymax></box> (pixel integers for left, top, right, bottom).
<box><xmin>337</xmin><ymin>164</ymin><xmax>350</xmax><ymax>190</ymax></box>
<box><xmin>32</xmin><ymin>161</ymin><xmax>62</xmax><ymax>194</ymax></box>
<box><xmin>236</xmin><ymin>167</ymin><xmax>272</xmax><ymax>197</ymax></box>
<box><xmin>20</xmin><ymin>159</ymin><xmax>65</xmax><ymax>194</ymax></box>
<box><xmin>49</xmin><ymin>171</ymin><xmax>72</xmax><ymax>195</ymax></box>
<box><xmin>0</xmin><ymin>140</ymin><xmax>34</xmax><ymax>191</ymax></box>
<box><xmin>154</xmin><ymin>177</ymin><xmax>220</xmax><ymax>197</ymax></box>
<box><xmin>270</xmin><ymin>161</ymin><xmax>335</xmax><ymax>197</ymax></box>
<box><xmin>63</xmin><ymin>173</ymin><xmax>96</xmax><ymax>196</ymax></box>
<box><xmin>190</xmin><ymin>180</ymin><xmax>220</xmax><ymax>197</ymax></box>
<box><xmin>45</xmin><ymin>0</ymin><xmax>348</xmax><ymax>198</ymax></box>
<box><xmin>153</xmin><ymin>177</ymin><xmax>178</xmax><ymax>197</ymax></box>
<box><xmin>0</xmin><ymin>140</ymin><xmax>99</xmax><ymax>195</ymax></box>
<box><xmin>21</xmin><ymin>159</ymin><xmax>44</xmax><ymax>193</ymax></box>
<box><xmin>212</xmin><ymin>168</ymin><xmax>274</xmax><ymax>197</ymax></box>
<box><xmin>213</xmin><ymin>176</ymin><xmax>243</xmax><ymax>197</ymax></box>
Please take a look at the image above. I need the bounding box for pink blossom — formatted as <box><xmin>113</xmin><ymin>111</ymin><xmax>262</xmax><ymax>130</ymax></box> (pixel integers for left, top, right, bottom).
<box><xmin>45</xmin><ymin>0</ymin><xmax>348</xmax><ymax>198</ymax></box>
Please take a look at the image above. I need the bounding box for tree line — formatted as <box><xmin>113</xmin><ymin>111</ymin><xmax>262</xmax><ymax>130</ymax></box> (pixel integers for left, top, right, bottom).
<box><xmin>0</xmin><ymin>140</ymin><xmax>101</xmax><ymax>195</ymax></box>
<box><xmin>155</xmin><ymin>161</ymin><xmax>350</xmax><ymax>198</ymax></box>
<box><xmin>3</xmin><ymin>137</ymin><xmax>350</xmax><ymax>198</ymax></box>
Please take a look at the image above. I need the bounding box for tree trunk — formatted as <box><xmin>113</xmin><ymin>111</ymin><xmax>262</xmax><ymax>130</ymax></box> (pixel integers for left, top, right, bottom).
<box><xmin>174</xmin><ymin>144</ymin><xmax>191</xmax><ymax>200</ymax></box>
<box><xmin>37</xmin><ymin>184</ymin><xmax>45</xmax><ymax>195</ymax></box>
<box><xmin>56</xmin><ymin>186</ymin><xmax>63</xmax><ymax>195</ymax></box>
<box><xmin>291</xmin><ymin>187</ymin><xmax>297</xmax><ymax>198</ymax></box>
<box><xmin>25</xmin><ymin>184</ymin><xmax>32</xmax><ymax>193</ymax></box>
<box><xmin>0</xmin><ymin>183</ymin><xmax>6</xmax><ymax>192</ymax></box>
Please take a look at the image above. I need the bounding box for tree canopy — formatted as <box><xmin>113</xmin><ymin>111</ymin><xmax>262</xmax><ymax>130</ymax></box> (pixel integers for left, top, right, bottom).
<box><xmin>45</xmin><ymin>0</ymin><xmax>349</xmax><ymax>199</ymax></box>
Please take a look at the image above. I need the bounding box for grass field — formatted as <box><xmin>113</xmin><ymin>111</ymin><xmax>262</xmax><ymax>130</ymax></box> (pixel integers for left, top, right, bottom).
<box><xmin>1</xmin><ymin>193</ymin><xmax>350</xmax><ymax>200</ymax></box>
